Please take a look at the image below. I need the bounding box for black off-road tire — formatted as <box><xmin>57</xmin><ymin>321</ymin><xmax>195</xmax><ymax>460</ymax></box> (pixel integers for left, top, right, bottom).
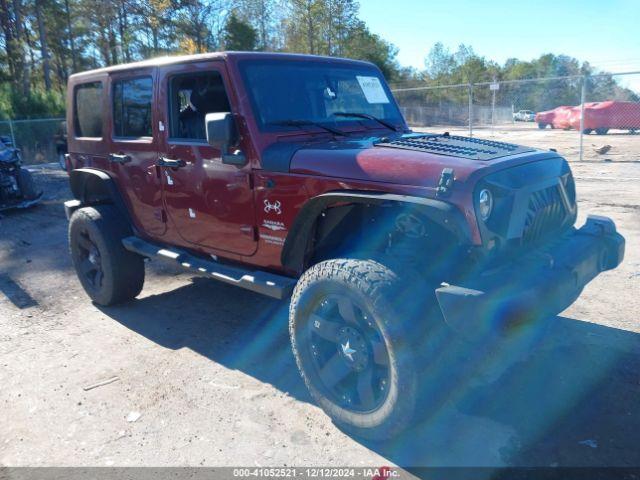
<box><xmin>537</xmin><ymin>123</ymin><xmax>547</xmax><ymax>129</ymax></box>
<box><xmin>69</xmin><ymin>205</ymin><xmax>145</xmax><ymax>306</ymax></box>
<box><xmin>289</xmin><ymin>259</ymin><xmax>428</xmax><ymax>440</ymax></box>
<box><xmin>583</xmin><ymin>128</ymin><xmax>593</xmax><ymax>134</ymax></box>
<box><xmin>17</xmin><ymin>168</ymin><xmax>38</xmax><ymax>200</ymax></box>
<box><xmin>595</xmin><ymin>127</ymin><xmax>609</xmax><ymax>135</ymax></box>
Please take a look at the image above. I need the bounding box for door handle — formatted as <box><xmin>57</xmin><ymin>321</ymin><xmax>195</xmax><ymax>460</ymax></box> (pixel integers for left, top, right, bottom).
<box><xmin>157</xmin><ymin>157</ymin><xmax>186</xmax><ymax>168</ymax></box>
<box><xmin>109</xmin><ymin>153</ymin><xmax>131</xmax><ymax>164</ymax></box>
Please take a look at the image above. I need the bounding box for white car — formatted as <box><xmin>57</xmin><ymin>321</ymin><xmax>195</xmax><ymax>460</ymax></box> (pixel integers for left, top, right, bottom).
<box><xmin>513</xmin><ymin>110</ymin><xmax>536</xmax><ymax>122</ymax></box>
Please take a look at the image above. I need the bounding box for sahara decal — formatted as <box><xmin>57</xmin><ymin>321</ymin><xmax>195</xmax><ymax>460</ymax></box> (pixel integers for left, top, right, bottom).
<box><xmin>262</xmin><ymin>220</ymin><xmax>286</xmax><ymax>231</ymax></box>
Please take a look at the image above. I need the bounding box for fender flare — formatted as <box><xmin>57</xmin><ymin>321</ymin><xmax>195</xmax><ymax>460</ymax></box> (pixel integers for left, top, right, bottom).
<box><xmin>281</xmin><ymin>191</ymin><xmax>472</xmax><ymax>273</ymax></box>
<box><xmin>66</xmin><ymin>168</ymin><xmax>131</xmax><ymax>224</ymax></box>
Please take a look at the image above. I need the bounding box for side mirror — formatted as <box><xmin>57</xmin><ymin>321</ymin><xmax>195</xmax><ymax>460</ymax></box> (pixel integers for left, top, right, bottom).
<box><xmin>205</xmin><ymin>112</ymin><xmax>247</xmax><ymax>167</ymax></box>
<box><xmin>205</xmin><ymin>112</ymin><xmax>236</xmax><ymax>152</ymax></box>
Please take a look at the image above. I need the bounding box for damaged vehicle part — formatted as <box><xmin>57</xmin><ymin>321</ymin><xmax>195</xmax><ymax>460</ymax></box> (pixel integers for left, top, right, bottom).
<box><xmin>0</xmin><ymin>136</ymin><xmax>42</xmax><ymax>212</ymax></box>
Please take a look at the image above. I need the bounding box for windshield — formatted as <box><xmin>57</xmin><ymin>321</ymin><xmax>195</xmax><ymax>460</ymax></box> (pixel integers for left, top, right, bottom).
<box><xmin>239</xmin><ymin>60</ymin><xmax>405</xmax><ymax>132</ymax></box>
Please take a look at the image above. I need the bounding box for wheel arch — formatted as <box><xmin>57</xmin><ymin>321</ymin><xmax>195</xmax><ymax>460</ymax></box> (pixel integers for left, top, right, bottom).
<box><xmin>281</xmin><ymin>191</ymin><xmax>471</xmax><ymax>274</ymax></box>
<box><xmin>66</xmin><ymin>168</ymin><xmax>132</xmax><ymax>225</ymax></box>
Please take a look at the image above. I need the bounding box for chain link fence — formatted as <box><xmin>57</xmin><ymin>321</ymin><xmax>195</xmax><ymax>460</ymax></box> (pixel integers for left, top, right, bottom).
<box><xmin>0</xmin><ymin>117</ymin><xmax>66</xmax><ymax>165</ymax></box>
<box><xmin>393</xmin><ymin>72</ymin><xmax>640</xmax><ymax>163</ymax></box>
<box><xmin>3</xmin><ymin>73</ymin><xmax>639</xmax><ymax>165</ymax></box>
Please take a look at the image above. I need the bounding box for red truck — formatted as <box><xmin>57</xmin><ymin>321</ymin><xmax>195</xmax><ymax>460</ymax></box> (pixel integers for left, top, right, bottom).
<box><xmin>64</xmin><ymin>52</ymin><xmax>624</xmax><ymax>439</ymax></box>
<box><xmin>537</xmin><ymin>101</ymin><xmax>640</xmax><ymax>134</ymax></box>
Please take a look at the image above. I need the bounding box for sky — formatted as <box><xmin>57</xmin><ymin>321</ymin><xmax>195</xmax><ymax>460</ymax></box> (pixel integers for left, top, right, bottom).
<box><xmin>359</xmin><ymin>0</ymin><xmax>640</xmax><ymax>91</ymax></box>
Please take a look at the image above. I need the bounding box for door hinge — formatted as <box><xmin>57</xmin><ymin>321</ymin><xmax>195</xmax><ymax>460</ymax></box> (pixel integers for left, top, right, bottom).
<box><xmin>239</xmin><ymin>225</ymin><xmax>257</xmax><ymax>240</ymax></box>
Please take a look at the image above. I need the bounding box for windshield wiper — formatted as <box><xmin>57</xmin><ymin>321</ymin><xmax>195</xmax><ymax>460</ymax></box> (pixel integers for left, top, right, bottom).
<box><xmin>268</xmin><ymin>119</ymin><xmax>347</xmax><ymax>136</ymax></box>
<box><xmin>332</xmin><ymin>112</ymin><xmax>399</xmax><ymax>132</ymax></box>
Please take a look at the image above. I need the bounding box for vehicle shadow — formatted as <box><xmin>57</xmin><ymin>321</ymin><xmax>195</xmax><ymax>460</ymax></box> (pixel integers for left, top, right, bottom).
<box><xmin>0</xmin><ymin>273</ymin><xmax>38</xmax><ymax>308</ymax></box>
<box><xmin>98</xmin><ymin>276</ymin><xmax>640</xmax><ymax>468</ymax></box>
<box><xmin>99</xmin><ymin>276</ymin><xmax>309</xmax><ymax>400</ymax></box>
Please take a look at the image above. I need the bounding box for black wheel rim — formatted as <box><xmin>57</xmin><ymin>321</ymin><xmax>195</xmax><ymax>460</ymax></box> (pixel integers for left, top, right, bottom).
<box><xmin>76</xmin><ymin>230</ymin><xmax>104</xmax><ymax>291</ymax></box>
<box><xmin>305</xmin><ymin>293</ymin><xmax>391</xmax><ymax>413</ymax></box>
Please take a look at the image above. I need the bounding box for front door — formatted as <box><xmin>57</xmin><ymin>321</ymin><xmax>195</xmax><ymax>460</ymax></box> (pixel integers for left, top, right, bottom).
<box><xmin>157</xmin><ymin>62</ymin><xmax>257</xmax><ymax>256</ymax></box>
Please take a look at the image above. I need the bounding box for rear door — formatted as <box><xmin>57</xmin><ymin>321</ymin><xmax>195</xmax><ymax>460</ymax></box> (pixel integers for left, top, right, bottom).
<box><xmin>107</xmin><ymin>68</ymin><xmax>166</xmax><ymax>237</ymax></box>
<box><xmin>156</xmin><ymin>61</ymin><xmax>257</xmax><ymax>256</ymax></box>
<box><xmin>67</xmin><ymin>76</ymin><xmax>109</xmax><ymax>172</ymax></box>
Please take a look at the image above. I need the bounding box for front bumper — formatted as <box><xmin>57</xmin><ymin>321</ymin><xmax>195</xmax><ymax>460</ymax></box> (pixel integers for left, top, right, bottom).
<box><xmin>435</xmin><ymin>215</ymin><xmax>625</xmax><ymax>338</ymax></box>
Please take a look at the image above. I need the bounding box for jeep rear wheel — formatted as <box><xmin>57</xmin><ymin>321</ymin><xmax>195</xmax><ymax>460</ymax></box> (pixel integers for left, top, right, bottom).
<box><xmin>69</xmin><ymin>205</ymin><xmax>145</xmax><ymax>306</ymax></box>
<box><xmin>537</xmin><ymin>123</ymin><xmax>547</xmax><ymax>129</ymax></box>
<box><xmin>595</xmin><ymin>128</ymin><xmax>609</xmax><ymax>135</ymax></box>
<box><xmin>289</xmin><ymin>259</ymin><xmax>420</xmax><ymax>440</ymax></box>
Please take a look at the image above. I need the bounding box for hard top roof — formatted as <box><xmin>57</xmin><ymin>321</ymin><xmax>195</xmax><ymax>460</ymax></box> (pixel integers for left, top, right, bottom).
<box><xmin>69</xmin><ymin>51</ymin><xmax>376</xmax><ymax>81</ymax></box>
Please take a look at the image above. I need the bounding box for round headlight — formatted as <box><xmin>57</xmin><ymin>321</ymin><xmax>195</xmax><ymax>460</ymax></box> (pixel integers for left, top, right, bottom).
<box><xmin>478</xmin><ymin>189</ymin><xmax>493</xmax><ymax>221</ymax></box>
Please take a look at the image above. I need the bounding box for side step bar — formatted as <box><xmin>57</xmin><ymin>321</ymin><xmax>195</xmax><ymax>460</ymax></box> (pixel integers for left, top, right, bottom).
<box><xmin>122</xmin><ymin>236</ymin><xmax>296</xmax><ymax>300</ymax></box>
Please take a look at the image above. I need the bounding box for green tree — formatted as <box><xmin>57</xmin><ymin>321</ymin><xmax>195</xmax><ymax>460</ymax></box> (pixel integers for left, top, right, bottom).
<box><xmin>284</xmin><ymin>0</ymin><xmax>323</xmax><ymax>54</ymax></box>
<box><xmin>1</xmin><ymin>0</ymin><xmax>637</xmax><ymax>121</ymax></box>
<box><xmin>223</xmin><ymin>11</ymin><xmax>257</xmax><ymax>51</ymax></box>
<box><xmin>174</xmin><ymin>0</ymin><xmax>219</xmax><ymax>54</ymax></box>
<box><xmin>234</xmin><ymin>0</ymin><xmax>278</xmax><ymax>50</ymax></box>
<box><xmin>344</xmin><ymin>21</ymin><xmax>399</xmax><ymax>80</ymax></box>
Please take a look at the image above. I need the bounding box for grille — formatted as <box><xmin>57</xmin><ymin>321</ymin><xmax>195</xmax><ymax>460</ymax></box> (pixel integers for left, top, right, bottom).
<box><xmin>522</xmin><ymin>186</ymin><xmax>567</xmax><ymax>245</ymax></box>
<box><xmin>376</xmin><ymin>134</ymin><xmax>535</xmax><ymax>160</ymax></box>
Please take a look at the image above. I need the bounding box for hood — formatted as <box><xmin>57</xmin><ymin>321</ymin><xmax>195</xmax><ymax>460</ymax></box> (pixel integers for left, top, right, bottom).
<box><xmin>276</xmin><ymin>133</ymin><xmax>551</xmax><ymax>190</ymax></box>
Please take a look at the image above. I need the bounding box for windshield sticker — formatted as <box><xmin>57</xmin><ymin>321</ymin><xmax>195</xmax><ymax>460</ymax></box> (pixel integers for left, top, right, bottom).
<box><xmin>356</xmin><ymin>76</ymin><xmax>390</xmax><ymax>104</ymax></box>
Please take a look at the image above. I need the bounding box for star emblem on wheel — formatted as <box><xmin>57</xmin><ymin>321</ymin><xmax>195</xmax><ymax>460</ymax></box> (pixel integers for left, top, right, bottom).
<box><xmin>341</xmin><ymin>340</ymin><xmax>357</xmax><ymax>361</ymax></box>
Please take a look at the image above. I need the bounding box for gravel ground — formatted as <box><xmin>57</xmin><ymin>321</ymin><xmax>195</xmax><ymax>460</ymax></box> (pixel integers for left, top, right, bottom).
<box><xmin>1</xmin><ymin>149</ymin><xmax>639</xmax><ymax>470</ymax></box>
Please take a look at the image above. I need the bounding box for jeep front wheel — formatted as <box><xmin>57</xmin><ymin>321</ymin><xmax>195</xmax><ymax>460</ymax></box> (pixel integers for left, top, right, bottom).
<box><xmin>69</xmin><ymin>205</ymin><xmax>145</xmax><ymax>306</ymax></box>
<box><xmin>289</xmin><ymin>259</ymin><xmax>418</xmax><ymax>440</ymax></box>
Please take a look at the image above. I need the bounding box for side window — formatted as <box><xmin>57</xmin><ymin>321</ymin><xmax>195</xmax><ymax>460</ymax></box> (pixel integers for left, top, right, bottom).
<box><xmin>168</xmin><ymin>71</ymin><xmax>230</xmax><ymax>141</ymax></box>
<box><xmin>74</xmin><ymin>82</ymin><xmax>103</xmax><ymax>138</ymax></box>
<box><xmin>113</xmin><ymin>77</ymin><xmax>153</xmax><ymax>138</ymax></box>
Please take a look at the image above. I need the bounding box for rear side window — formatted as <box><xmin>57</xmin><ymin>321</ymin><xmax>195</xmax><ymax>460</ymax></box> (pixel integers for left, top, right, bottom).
<box><xmin>74</xmin><ymin>82</ymin><xmax>103</xmax><ymax>138</ymax></box>
<box><xmin>113</xmin><ymin>77</ymin><xmax>153</xmax><ymax>138</ymax></box>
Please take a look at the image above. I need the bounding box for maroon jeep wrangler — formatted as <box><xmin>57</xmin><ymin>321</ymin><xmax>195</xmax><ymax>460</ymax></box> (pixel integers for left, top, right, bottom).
<box><xmin>64</xmin><ymin>52</ymin><xmax>624</xmax><ymax>439</ymax></box>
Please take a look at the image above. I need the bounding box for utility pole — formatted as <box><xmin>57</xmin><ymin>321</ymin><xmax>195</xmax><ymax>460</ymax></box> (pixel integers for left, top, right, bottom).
<box><xmin>490</xmin><ymin>77</ymin><xmax>497</xmax><ymax>136</ymax></box>
<box><xmin>579</xmin><ymin>76</ymin><xmax>587</xmax><ymax>161</ymax></box>
<box><xmin>468</xmin><ymin>83</ymin><xmax>473</xmax><ymax>137</ymax></box>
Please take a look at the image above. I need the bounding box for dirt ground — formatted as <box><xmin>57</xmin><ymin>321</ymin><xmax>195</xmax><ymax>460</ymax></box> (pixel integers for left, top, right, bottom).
<box><xmin>1</xmin><ymin>146</ymin><xmax>639</xmax><ymax>470</ymax></box>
